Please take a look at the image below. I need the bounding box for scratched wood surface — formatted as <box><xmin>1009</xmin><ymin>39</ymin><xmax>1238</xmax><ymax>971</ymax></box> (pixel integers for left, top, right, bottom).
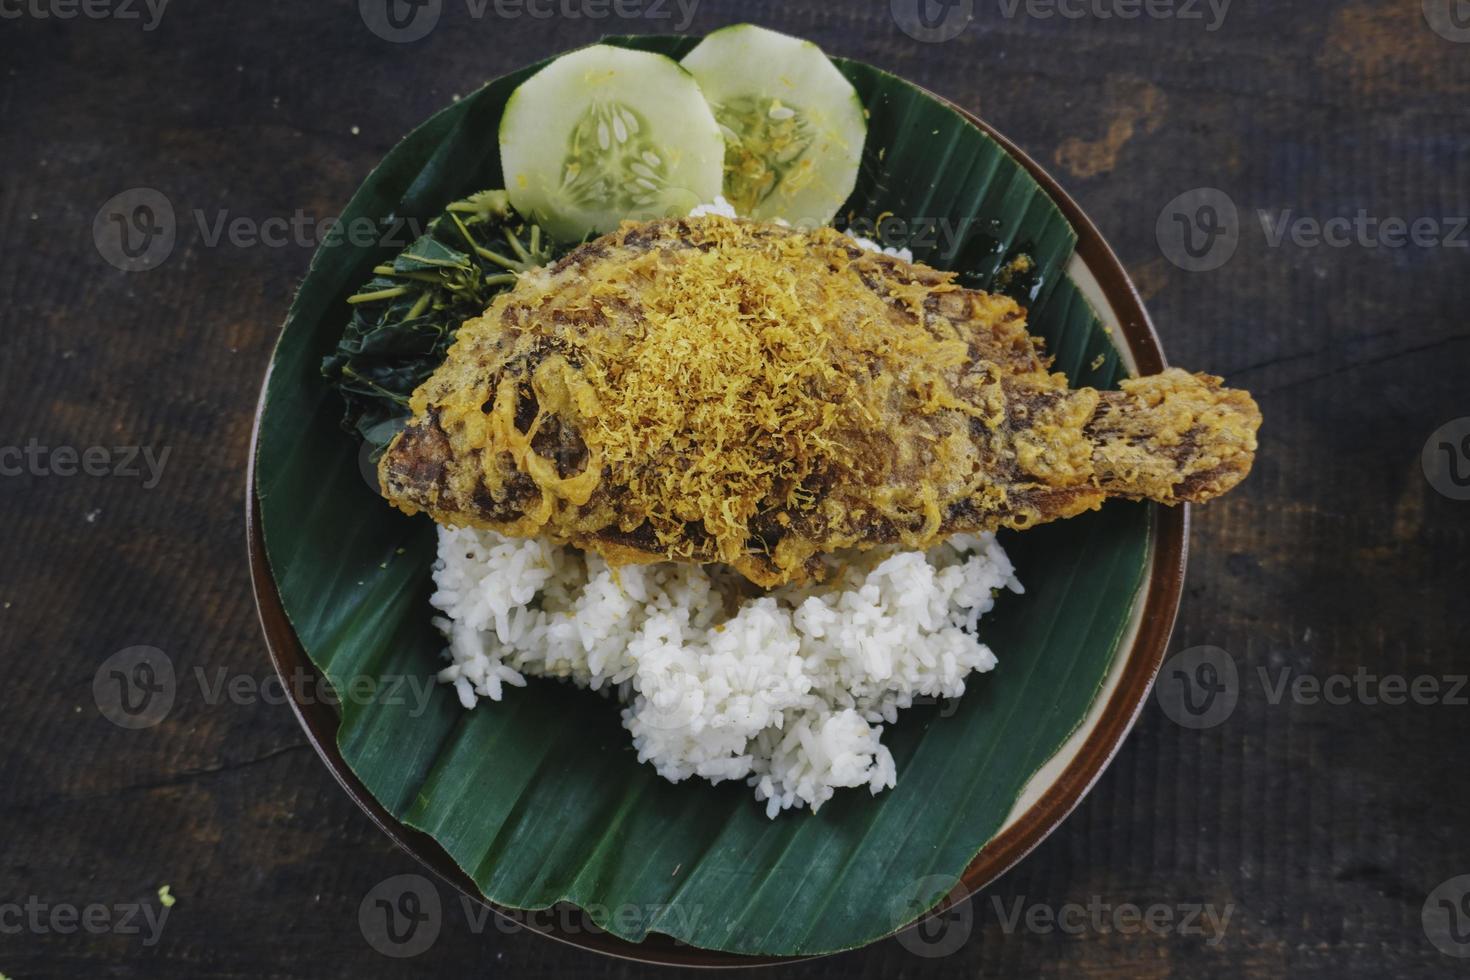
<box><xmin>1</xmin><ymin>0</ymin><xmax>1467</xmax><ymax>977</ymax></box>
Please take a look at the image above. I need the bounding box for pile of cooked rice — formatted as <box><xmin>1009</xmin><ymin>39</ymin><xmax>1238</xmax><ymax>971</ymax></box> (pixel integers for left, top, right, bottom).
<box><xmin>432</xmin><ymin>528</ymin><xmax>1021</xmax><ymax>817</ymax></box>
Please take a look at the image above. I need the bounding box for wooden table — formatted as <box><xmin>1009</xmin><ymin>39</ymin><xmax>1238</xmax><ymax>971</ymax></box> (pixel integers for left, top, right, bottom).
<box><xmin>2</xmin><ymin>1</ymin><xmax>1466</xmax><ymax>976</ymax></box>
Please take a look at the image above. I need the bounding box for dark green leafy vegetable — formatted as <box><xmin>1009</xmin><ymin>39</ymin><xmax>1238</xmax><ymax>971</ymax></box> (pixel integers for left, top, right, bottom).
<box><xmin>321</xmin><ymin>190</ymin><xmax>558</xmax><ymax>456</ymax></box>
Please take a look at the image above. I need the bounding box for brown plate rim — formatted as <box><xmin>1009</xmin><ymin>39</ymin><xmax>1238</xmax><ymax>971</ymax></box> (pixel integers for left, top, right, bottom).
<box><xmin>246</xmin><ymin>91</ymin><xmax>1187</xmax><ymax>969</ymax></box>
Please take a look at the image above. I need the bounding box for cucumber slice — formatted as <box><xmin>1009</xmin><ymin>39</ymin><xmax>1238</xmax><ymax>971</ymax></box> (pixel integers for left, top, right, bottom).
<box><xmin>500</xmin><ymin>45</ymin><xmax>726</xmax><ymax>242</ymax></box>
<box><xmin>681</xmin><ymin>24</ymin><xmax>867</xmax><ymax>226</ymax></box>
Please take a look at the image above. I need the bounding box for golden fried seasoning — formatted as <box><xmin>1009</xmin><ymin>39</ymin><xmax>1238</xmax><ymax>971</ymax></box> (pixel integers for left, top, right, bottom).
<box><xmin>381</xmin><ymin>215</ymin><xmax>1261</xmax><ymax>586</ymax></box>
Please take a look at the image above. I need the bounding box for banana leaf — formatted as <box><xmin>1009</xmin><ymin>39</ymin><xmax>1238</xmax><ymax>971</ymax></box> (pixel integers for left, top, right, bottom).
<box><xmin>254</xmin><ymin>33</ymin><xmax>1150</xmax><ymax>957</ymax></box>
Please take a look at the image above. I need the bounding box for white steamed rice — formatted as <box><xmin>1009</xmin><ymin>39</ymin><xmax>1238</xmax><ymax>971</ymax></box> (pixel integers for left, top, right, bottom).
<box><xmin>427</xmin><ymin>199</ymin><xmax>1013</xmax><ymax>817</ymax></box>
<box><xmin>432</xmin><ymin>529</ymin><xmax>1021</xmax><ymax>817</ymax></box>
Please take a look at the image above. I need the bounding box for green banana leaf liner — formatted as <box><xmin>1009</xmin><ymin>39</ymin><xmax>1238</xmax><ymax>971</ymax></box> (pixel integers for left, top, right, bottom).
<box><xmin>253</xmin><ymin>34</ymin><xmax>1151</xmax><ymax>957</ymax></box>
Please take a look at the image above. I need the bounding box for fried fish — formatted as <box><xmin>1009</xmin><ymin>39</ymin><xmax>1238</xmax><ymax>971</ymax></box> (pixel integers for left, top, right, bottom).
<box><xmin>380</xmin><ymin>215</ymin><xmax>1260</xmax><ymax>586</ymax></box>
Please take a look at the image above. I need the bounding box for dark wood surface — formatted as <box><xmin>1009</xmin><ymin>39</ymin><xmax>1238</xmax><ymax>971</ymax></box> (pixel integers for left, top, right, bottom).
<box><xmin>2</xmin><ymin>1</ymin><xmax>1466</xmax><ymax>976</ymax></box>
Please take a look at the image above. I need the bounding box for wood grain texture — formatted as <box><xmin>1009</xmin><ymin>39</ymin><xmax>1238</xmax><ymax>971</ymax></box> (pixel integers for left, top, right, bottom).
<box><xmin>1</xmin><ymin>0</ymin><xmax>1466</xmax><ymax>976</ymax></box>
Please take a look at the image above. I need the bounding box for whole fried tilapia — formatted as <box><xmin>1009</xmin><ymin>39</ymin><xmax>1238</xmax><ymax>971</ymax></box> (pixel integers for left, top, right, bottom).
<box><xmin>380</xmin><ymin>215</ymin><xmax>1260</xmax><ymax>586</ymax></box>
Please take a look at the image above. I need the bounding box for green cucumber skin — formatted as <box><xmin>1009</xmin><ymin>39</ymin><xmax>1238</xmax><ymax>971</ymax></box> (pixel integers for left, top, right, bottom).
<box><xmin>681</xmin><ymin>24</ymin><xmax>868</xmax><ymax>225</ymax></box>
<box><xmin>500</xmin><ymin>44</ymin><xmax>724</xmax><ymax>241</ymax></box>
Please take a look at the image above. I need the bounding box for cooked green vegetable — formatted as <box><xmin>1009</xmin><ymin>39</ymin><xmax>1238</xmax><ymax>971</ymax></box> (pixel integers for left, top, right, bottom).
<box><xmin>499</xmin><ymin>44</ymin><xmax>726</xmax><ymax>241</ymax></box>
<box><xmin>681</xmin><ymin>24</ymin><xmax>867</xmax><ymax>225</ymax></box>
<box><xmin>321</xmin><ymin>190</ymin><xmax>557</xmax><ymax>456</ymax></box>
